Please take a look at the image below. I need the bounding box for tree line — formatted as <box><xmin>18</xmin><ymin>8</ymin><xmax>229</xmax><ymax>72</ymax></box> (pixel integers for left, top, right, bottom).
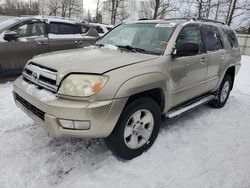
<box><xmin>0</xmin><ymin>0</ymin><xmax>39</xmax><ymax>16</ymax></box>
<box><xmin>0</xmin><ymin>0</ymin><xmax>249</xmax><ymax>27</ymax></box>
<box><xmin>93</xmin><ymin>0</ymin><xmax>249</xmax><ymax>26</ymax></box>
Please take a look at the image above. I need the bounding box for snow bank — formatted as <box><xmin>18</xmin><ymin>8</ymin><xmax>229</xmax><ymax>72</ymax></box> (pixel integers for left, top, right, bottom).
<box><xmin>0</xmin><ymin>56</ymin><xmax>250</xmax><ymax>188</ymax></box>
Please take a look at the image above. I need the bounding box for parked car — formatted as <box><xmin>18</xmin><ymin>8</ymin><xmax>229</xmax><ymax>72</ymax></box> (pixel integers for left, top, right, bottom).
<box><xmin>13</xmin><ymin>18</ymin><xmax>241</xmax><ymax>160</ymax></box>
<box><xmin>90</xmin><ymin>23</ymin><xmax>113</xmax><ymax>36</ymax></box>
<box><xmin>0</xmin><ymin>16</ymin><xmax>99</xmax><ymax>78</ymax></box>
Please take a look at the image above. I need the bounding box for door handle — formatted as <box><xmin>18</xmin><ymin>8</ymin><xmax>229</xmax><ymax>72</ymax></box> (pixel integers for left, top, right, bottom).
<box><xmin>220</xmin><ymin>54</ymin><xmax>225</xmax><ymax>60</ymax></box>
<box><xmin>200</xmin><ymin>57</ymin><xmax>207</xmax><ymax>64</ymax></box>
<box><xmin>74</xmin><ymin>40</ymin><xmax>83</xmax><ymax>45</ymax></box>
<box><xmin>36</xmin><ymin>40</ymin><xmax>47</xmax><ymax>46</ymax></box>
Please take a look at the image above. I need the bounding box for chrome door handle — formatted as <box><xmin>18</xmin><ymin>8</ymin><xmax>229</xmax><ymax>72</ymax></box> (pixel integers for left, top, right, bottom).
<box><xmin>74</xmin><ymin>40</ymin><xmax>83</xmax><ymax>45</ymax></box>
<box><xmin>36</xmin><ymin>40</ymin><xmax>47</xmax><ymax>45</ymax></box>
<box><xmin>200</xmin><ymin>57</ymin><xmax>207</xmax><ymax>64</ymax></box>
<box><xmin>220</xmin><ymin>55</ymin><xmax>225</xmax><ymax>60</ymax></box>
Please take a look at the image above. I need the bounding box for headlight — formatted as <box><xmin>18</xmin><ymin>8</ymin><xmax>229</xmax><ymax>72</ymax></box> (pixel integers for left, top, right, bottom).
<box><xmin>58</xmin><ymin>74</ymin><xmax>108</xmax><ymax>97</ymax></box>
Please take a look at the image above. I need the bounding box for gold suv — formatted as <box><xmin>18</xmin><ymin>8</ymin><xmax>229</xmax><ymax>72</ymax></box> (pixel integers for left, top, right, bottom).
<box><xmin>13</xmin><ymin>18</ymin><xmax>241</xmax><ymax>160</ymax></box>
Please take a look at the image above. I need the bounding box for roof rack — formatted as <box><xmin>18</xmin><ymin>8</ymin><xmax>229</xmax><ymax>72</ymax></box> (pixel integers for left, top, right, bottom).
<box><xmin>138</xmin><ymin>17</ymin><xmax>227</xmax><ymax>25</ymax></box>
<box><xmin>164</xmin><ymin>17</ymin><xmax>190</xmax><ymax>21</ymax></box>
<box><xmin>195</xmin><ymin>18</ymin><xmax>226</xmax><ymax>25</ymax></box>
<box><xmin>138</xmin><ymin>18</ymin><xmax>153</xmax><ymax>21</ymax></box>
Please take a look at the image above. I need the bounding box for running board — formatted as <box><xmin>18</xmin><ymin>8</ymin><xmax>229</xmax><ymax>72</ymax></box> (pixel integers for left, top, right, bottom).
<box><xmin>165</xmin><ymin>95</ymin><xmax>215</xmax><ymax>119</ymax></box>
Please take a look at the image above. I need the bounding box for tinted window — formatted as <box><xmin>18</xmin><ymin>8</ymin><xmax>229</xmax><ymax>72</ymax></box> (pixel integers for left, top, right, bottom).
<box><xmin>95</xmin><ymin>26</ymin><xmax>104</xmax><ymax>33</ymax></box>
<box><xmin>50</xmin><ymin>22</ymin><xmax>80</xmax><ymax>34</ymax></box>
<box><xmin>176</xmin><ymin>24</ymin><xmax>203</xmax><ymax>53</ymax></box>
<box><xmin>11</xmin><ymin>21</ymin><xmax>45</xmax><ymax>37</ymax></box>
<box><xmin>81</xmin><ymin>25</ymin><xmax>90</xmax><ymax>34</ymax></box>
<box><xmin>106</xmin><ymin>27</ymin><xmax>112</xmax><ymax>31</ymax></box>
<box><xmin>223</xmin><ymin>28</ymin><xmax>238</xmax><ymax>48</ymax></box>
<box><xmin>204</xmin><ymin>25</ymin><xmax>223</xmax><ymax>51</ymax></box>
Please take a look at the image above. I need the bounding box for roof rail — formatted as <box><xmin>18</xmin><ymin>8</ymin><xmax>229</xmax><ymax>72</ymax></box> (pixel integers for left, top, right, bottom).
<box><xmin>164</xmin><ymin>17</ymin><xmax>190</xmax><ymax>21</ymax></box>
<box><xmin>196</xmin><ymin>18</ymin><xmax>226</xmax><ymax>25</ymax></box>
<box><xmin>138</xmin><ymin>17</ymin><xmax>226</xmax><ymax>25</ymax></box>
<box><xmin>138</xmin><ymin>18</ymin><xmax>153</xmax><ymax>21</ymax></box>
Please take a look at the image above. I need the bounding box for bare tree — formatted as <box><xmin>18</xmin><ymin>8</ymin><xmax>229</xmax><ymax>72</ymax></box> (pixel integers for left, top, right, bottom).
<box><xmin>0</xmin><ymin>0</ymin><xmax>39</xmax><ymax>16</ymax></box>
<box><xmin>46</xmin><ymin>0</ymin><xmax>81</xmax><ymax>18</ymax></box>
<box><xmin>225</xmin><ymin>0</ymin><xmax>250</xmax><ymax>25</ymax></box>
<box><xmin>94</xmin><ymin>0</ymin><xmax>103</xmax><ymax>23</ymax></box>
<box><xmin>86</xmin><ymin>9</ymin><xmax>92</xmax><ymax>22</ymax></box>
<box><xmin>108</xmin><ymin>0</ymin><xmax>128</xmax><ymax>24</ymax></box>
<box><xmin>140</xmin><ymin>0</ymin><xmax>178</xmax><ymax>19</ymax></box>
<box><xmin>117</xmin><ymin>0</ymin><xmax>129</xmax><ymax>21</ymax></box>
<box><xmin>68</xmin><ymin>0</ymin><xmax>81</xmax><ymax>18</ymax></box>
<box><xmin>48</xmin><ymin>0</ymin><xmax>60</xmax><ymax>16</ymax></box>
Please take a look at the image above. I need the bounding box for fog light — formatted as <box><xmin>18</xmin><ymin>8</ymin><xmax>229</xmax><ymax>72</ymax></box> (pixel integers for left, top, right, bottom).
<box><xmin>59</xmin><ymin>119</ymin><xmax>74</xmax><ymax>129</ymax></box>
<box><xmin>59</xmin><ymin>119</ymin><xmax>91</xmax><ymax>130</ymax></box>
<box><xmin>74</xmin><ymin>121</ymin><xmax>91</xmax><ymax>130</ymax></box>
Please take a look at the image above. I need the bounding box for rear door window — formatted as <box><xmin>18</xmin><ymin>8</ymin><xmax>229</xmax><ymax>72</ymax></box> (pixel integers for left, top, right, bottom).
<box><xmin>50</xmin><ymin>22</ymin><xmax>80</xmax><ymax>34</ymax></box>
<box><xmin>223</xmin><ymin>28</ymin><xmax>238</xmax><ymax>48</ymax></box>
<box><xmin>203</xmin><ymin>25</ymin><xmax>224</xmax><ymax>51</ymax></box>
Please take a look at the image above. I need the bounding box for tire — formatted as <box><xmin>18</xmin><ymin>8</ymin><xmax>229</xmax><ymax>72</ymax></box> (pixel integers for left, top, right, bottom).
<box><xmin>106</xmin><ymin>97</ymin><xmax>161</xmax><ymax>160</ymax></box>
<box><xmin>209</xmin><ymin>74</ymin><xmax>232</xmax><ymax>108</ymax></box>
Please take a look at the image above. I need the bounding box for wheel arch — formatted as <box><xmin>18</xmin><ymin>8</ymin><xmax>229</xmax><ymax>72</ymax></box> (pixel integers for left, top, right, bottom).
<box><xmin>225</xmin><ymin>66</ymin><xmax>235</xmax><ymax>90</ymax></box>
<box><xmin>114</xmin><ymin>73</ymin><xmax>169</xmax><ymax>113</ymax></box>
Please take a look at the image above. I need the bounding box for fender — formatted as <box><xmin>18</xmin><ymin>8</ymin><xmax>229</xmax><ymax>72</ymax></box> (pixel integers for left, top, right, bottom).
<box><xmin>114</xmin><ymin>72</ymin><xmax>172</xmax><ymax>112</ymax></box>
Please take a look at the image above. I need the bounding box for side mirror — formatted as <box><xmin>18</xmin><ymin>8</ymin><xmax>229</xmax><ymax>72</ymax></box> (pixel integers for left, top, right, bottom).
<box><xmin>4</xmin><ymin>31</ymin><xmax>19</xmax><ymax>42</ymax></box>
<box><xmin>172</xmin><ymin>42</ymin><xmax>199</xmax><ymax>58</ymax></box>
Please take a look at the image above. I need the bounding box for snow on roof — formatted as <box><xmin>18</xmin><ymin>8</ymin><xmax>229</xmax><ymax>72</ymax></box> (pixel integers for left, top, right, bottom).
<box><xmin>19</xmin><ymin>15</ymin><xmax>79</xmax><ymax>24</ymax></box>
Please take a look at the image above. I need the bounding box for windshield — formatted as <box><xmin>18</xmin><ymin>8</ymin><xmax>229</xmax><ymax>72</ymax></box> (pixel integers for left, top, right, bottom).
<box><xmin>97</xmin><ymin>23</ymin><xmax>175</xmax><ymax>55</ymax></box>
<box><xmin>0</xmin><ymin>18</ymin><xmax>19</xmax><ymax>30</ymax></box>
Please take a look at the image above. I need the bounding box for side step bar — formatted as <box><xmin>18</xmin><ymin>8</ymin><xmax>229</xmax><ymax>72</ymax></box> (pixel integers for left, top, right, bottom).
<box><xmin>165</xmin><ymin>95</ymin><xmax>215</xmax><ymax>119</ymax></box>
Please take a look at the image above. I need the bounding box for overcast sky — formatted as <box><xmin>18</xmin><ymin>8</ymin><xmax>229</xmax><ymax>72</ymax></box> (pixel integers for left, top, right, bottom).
<box><xmin>83</xmin><ymin>0</ymin><xmax>96</xmax><ymax>14</ymax></box>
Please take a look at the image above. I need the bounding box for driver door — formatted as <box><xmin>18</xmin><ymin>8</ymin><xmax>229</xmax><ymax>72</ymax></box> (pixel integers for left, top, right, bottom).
<box><xmin>0</xmin><ymin>20</ymin><xmax>49</xmax><ymax>76</ymax></box>
<box><xmin>170</xmin><ymin>24</ymin><xmax>208</xmax><ymax>107</ymax></box>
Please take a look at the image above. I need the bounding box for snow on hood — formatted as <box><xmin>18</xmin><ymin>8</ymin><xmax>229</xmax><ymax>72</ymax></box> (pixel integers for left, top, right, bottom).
<box><xmin>30</xmin><ymin>45</ymin><xmax>158</xmax><ymax>82</ymax></box>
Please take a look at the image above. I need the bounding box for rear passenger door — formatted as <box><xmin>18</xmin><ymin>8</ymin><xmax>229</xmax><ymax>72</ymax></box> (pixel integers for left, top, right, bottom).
<box><xmin>202</xmin><ymin>25</ymin><xmax>226</xmax><ymax>91</ymax></box>
<box><xmin>48</xmin><ymin>22</ymin><xmax>84</xmax><ymax>52</ymax></box>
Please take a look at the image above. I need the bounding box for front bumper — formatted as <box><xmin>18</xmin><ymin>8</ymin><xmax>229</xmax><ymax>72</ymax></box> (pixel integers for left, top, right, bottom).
<box><xmin>13</xmin><ymin>77</ymin><xmax>127</xmax><ymax>138</ymax></box>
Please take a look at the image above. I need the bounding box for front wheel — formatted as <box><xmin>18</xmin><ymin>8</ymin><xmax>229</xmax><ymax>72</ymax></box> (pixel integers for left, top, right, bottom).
<box><xmin>209</xmin><ymin>74</ymin><xmax>232</xmax><ymax>108</ymax></box>
<box><xmin>106</xmin><ymin>98</ymin><xmax>161</xmax><ymax>160</ymax></box>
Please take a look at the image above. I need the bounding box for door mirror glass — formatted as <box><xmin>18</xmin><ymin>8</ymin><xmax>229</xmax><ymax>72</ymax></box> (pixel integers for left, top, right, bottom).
<box><xmin>4</xmin><ymin>31</ymin><xmax>19</xmax><ymax>42</ymax></box>
<box><xmin>172</xmin><ymin>42</ymin><xmax>199</xmax><ymax>58</ymax></box>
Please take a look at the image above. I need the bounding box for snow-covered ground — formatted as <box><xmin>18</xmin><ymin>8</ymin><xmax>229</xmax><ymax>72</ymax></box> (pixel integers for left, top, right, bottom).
<box><xmin>0</xmin><ymin>56</ymin><xmax>250</xmax><ymax>188</ymax></box>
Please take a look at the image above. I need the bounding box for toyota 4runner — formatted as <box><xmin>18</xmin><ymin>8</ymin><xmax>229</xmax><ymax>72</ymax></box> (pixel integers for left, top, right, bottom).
<box><xmin>13</xmin><ymin>18</ymin><xmax>241</xmax><ymax>160</ymax></box>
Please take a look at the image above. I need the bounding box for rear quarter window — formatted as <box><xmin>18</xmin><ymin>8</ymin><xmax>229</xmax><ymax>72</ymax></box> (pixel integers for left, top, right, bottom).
<box><xmin>223</xmin><ymin>28</ymin><xmax>238</xmax><ymax>48</ymax></box>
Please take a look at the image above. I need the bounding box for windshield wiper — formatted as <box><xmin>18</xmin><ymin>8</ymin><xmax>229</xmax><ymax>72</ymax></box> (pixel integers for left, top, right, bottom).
<box><xmin>116</xmin><ymin>45</ymin><xmax>145</xmax><ymax>53</ymax></box>
<box><xmin>116</xmin><ymin>45</ymin><xmax>160</xmax><ymax>55</ymax></box>
<box><xmin>94</xmin><ymin>43</ymin><xmax>105</xmax><ymax>47</ymax></box>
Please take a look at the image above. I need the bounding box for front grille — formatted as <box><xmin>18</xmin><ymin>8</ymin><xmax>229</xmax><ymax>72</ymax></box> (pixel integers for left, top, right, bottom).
<box><xmin>23</xmin><ymin>62</ymin><xmax>58</xmax><ymax>92</ymax></box>
<box><xmin>15</xmin><ymin>94</ymin><xmax>45</xmax><ymax>120</ymax></box>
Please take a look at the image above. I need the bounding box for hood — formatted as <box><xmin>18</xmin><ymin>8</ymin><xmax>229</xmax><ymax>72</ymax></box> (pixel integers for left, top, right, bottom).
<box><xmin>31</xmin><ymin>46</ymin><xmax>158</xmax><ymax>76</ymax></box>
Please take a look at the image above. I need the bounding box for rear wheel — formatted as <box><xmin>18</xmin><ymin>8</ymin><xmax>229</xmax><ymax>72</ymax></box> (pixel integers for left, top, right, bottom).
<box><xmin>209</xmin><ymin>74</ymin><xmax>232</xmax><ymax>108</ymax></box>
<box><xmin>106</xmin><ymin>98</ymin><xmax>161</xmax><ymax>160</ymax></box>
